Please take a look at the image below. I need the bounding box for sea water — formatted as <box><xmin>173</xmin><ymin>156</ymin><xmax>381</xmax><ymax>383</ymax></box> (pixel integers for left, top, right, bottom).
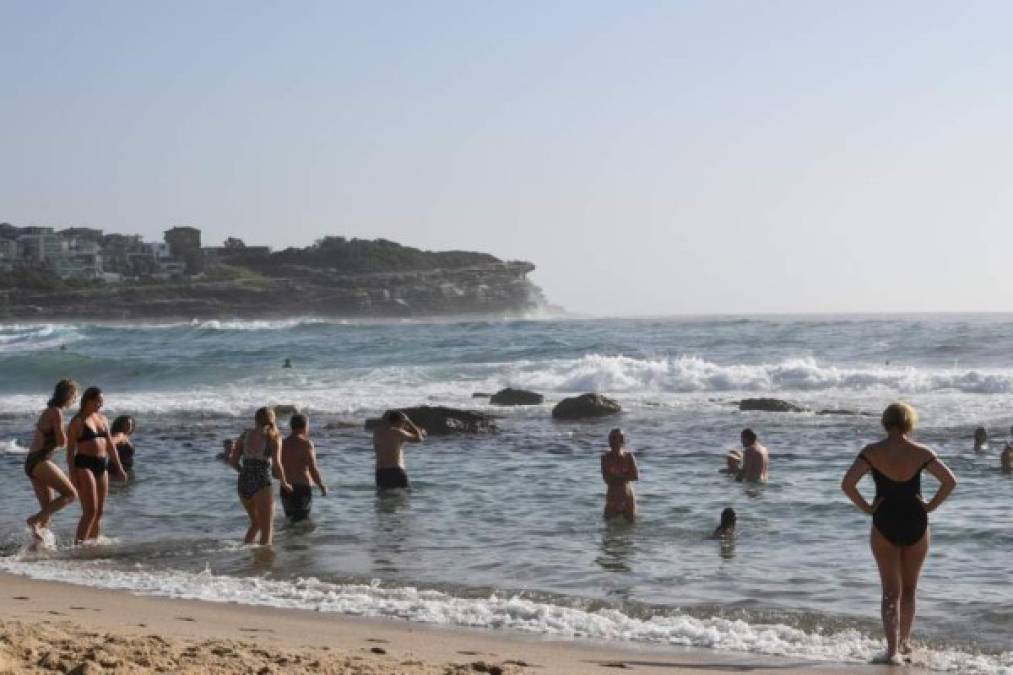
<box><xmin>0</xmin><ymin>315</ymin><xmax>1010</xmax><ymax>672</ymax></box>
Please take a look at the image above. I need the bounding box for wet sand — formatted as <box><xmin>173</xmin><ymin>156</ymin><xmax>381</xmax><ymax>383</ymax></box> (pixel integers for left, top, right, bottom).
<box><xmin>0</xmin><ymin>572</ymin><xmax>906</xmax><ymax>674</ymax></box>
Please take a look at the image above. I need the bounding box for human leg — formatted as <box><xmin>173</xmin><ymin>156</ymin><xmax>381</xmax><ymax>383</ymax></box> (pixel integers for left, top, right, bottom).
<box><xmin>870</xmin><ymin>526</ymin><xmax>902</xmax><ymax>660</ymax></box>
<box><xmin>898</xmin><ymin>531</ymin><xmax>930</xmax><ymax>654</ymax></box>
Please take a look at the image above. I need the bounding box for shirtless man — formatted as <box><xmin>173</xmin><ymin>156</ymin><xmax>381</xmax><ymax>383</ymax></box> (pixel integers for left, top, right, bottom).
<box><xmin>736</xmin><ymin>428</ymin><xmax>769</xmax><ymax>483</ymax></box>
<box><xmin>373</xmin><ymin>410</ymin><xmax>426</xmax><ymax>490</ymax></box>
<box><xmin>1001</xmin><ymin>442</ymin><xmax>1013</xmax><ymax>474</ymax></box>
<box><xmin>279</xmin><ymin>414</ymin><xmax>327</xmax><ymax>522</ymax></box>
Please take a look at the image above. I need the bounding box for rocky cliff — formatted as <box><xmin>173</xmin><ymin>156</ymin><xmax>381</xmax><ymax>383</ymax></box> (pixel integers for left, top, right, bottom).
<box><xmin>0</xmin><ymin>261</ymin><xmax>545</xmax><ymax>320</ymax></box>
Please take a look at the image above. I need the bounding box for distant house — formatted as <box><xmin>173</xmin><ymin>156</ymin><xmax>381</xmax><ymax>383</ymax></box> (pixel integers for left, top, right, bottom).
<box><xmin>203</xmin><ymin>236</ymin><xmax>271</xmax><ymax>263</ymax></box>
<box><xmin>164</xmin><ymin>226</ymin><xmax>203</xmax><ymax>274</ymax></box>
<box><xmin>18</xmin><ymin>229</ymin><xmax>66</xmax><ymax>263</ymax></box>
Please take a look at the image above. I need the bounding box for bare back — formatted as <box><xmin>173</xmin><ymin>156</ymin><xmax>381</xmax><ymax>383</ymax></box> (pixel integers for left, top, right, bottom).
<box><xmin>740</xmin><ymin>443</ymin><xmax>769</xmax><ymax>482</ymax></box>
<box><xmin>373</xmin><ymin>425</ymin><xmax>410</xmax><ymax>470</ymax></box>
<box><xmin>281</xmin><ymin>435</ymin><xmax>314</xmax><ymax>485</ymax></box>
<box><xmin>860</xmin><ymin>436</ymin><xmax>936</xmax><ymax>481</ymax></box>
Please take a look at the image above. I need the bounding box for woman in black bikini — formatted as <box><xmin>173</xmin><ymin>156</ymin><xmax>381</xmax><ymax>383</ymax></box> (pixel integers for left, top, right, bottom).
<box><xmin>109</xmin><ymin>415</ymin><xmax>137</xmax><ymax>477</ymax></box>
<box><xmin>25</xmin><ymin>379</ymin><xmax>80</xmax><ymax>541</ymax></box>
<box><xmin>841</xmin><ymin>402</ymin><xmax>957</xmax><ymax>665</ymax></box>
<box><xmin>67</xmin><ymin>387</ymin><xmax>128</xmax><ymax>543</ymax></box>
<box><xmin>226</xmin><ymin>407</ymin><xmax>291</xmax><ymax>545</ymax></box>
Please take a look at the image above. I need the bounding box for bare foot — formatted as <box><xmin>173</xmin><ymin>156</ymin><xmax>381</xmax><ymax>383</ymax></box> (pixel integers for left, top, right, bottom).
<box><xmin>872</xmin><ymin>652</ymin><xmax>904</xmax><ymax>666</ymax></box>
<box><xmin>26</xmin><ymin>516</ymin><xmax>44</xmax><ymax>542</ymax></box>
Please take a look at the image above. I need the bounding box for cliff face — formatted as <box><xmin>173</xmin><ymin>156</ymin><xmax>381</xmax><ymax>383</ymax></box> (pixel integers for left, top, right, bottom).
<box><xmin>0</xmin><ymin>261</ymin><xmax>545</xmax><ymax>320</ymax></box>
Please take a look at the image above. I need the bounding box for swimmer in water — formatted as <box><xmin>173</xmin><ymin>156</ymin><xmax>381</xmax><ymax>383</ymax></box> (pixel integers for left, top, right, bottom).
<box><xmin>109</xmin><ymin>415</ymin><xmax>136</xmax><ymax>477</ymax></box>
<box><xmin>973</xmin><ymin>427</ymin><xmax>989</xmax><ymax>453</ymax></box>
<box><xmin>1001</xmin><ymin>441</ymin><xmax>1012</xmax><ymax>474</ymax></box>
<box><xmin>720</xmin><ymin>449</ymin><xmax>742</xmax><ymax>475</ymax></box>
<box><xmin>712</xmin><ymin>507</ymin><xmax>736</xmax><ymax>537</ymax></box>
<box><xmin>601</xmin><ymin>428</ymin><xmax>639</xmax><ymax>521</ymax></box>
<box><xmin>737</xmin><ymin>429</ymin><xmax>769</xmax><ymax>483</ymax></box>
<box><xmin>283</xmin><ymin>358</ymin><xmax>292</xmax><ymax>369</ymax></box>
<box><xmin>840</xmin><ymin>402</ymin><xmax>957</xmax><ymax>665</ymax></box>
<box><xmin>25</xmin><ymin>379</ymin><xmax>80</xmax><ymax>541</ymax></box>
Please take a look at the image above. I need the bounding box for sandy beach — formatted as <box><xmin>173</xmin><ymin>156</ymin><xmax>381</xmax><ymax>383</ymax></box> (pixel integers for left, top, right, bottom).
<box><xmin>0</xmin><ymin>572</ymin><xmax>906</xmax><ymax>675</ymax></box>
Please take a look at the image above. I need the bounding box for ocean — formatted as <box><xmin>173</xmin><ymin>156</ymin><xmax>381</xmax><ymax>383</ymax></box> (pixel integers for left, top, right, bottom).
<box><xmin>0</xmin><ymin>315</ymin><xmax>1010</xmax><ymax>673</ymax></box>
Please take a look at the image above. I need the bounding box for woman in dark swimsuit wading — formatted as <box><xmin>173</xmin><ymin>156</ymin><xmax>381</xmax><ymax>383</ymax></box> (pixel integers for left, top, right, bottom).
<box><xmin>227</xmin><ymin>407</ymin><xmax>291</xmax><ymax>545</ymax></box>
<box><xmin>25</xmin><ymin>379</ymin><xmax>80</xmax><ymax>540</ymax></box>
<box><xmin>109</xmin><ymin>415</ymin><xmax>137</xmax><ymax>477</ymax></box>
<box><xmin>67</xmin><ymin>387</ymin><xmax>128</xmax><ymax>543</ymax></box>
<box><xmin>841</xmin><ymin>402</ymin><xmax>957</xmax><ymax>665</ymax></box>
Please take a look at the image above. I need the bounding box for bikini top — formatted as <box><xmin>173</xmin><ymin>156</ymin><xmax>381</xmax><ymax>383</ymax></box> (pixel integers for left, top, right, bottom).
<box><xmin>858</xmin><ymin>453</ymin><xmax>935</xmax><ymax>501</ymax></box>
<box><xmin>77</xmin><ymin>418</ymin><xmax>106</xmax><ymax>444</ymax></box>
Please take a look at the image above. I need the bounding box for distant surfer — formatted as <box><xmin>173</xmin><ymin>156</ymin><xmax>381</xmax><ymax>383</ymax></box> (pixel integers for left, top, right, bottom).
<box><xmin>373</xmin><ymin>410</ymin><xmax>426</xmax><ymax>490</ymax></box>
<box><xmin>283</xmin><ymin>358</ymin><xmax>293</xmax><ymax>369</ymax></box>
<box><xmin>25</xmin><ymin>379</ymin><xmax>80</xmax><ymax>541</ymax></box>
<box><xmin>601</xmin><ymin>428</ymin><xmax>639</xmax><ymax>521</ymax></box>
<box><xmin>279</xmin><ymin>414</ymin><xmax>327</xmax><ymax>522</ymax></box>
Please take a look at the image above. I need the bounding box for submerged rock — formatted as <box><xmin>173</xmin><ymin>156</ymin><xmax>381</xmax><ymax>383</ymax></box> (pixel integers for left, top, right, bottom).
<box><xmin>738</xmin><ymin>398</ymin><xmax>808</xmax><ymax>413</ymax></box>
<box><xmin>364</xmin><ymin>406</ymin><xmax>498</xmax><ymax>435</ymax></box>
<box><xmin>490</xmin><ymin>388</ymin><xmax>544</xmax><ymax>406</ymax></box>
<box><xmin>551</xmin><ymin>393</ymin><xmax>622</xmax><ymax>420</ymax></box>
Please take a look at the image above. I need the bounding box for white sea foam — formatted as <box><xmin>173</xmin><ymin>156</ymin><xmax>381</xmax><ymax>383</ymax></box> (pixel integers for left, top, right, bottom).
<box><xmin>0</xmin><ymin>438</ymin><xmax>27</xmax><ymax>454</ymax></box>
<box><xmin>0</xmin><ymin>559</ymin><xmax>1007</xmax><ymax>673</ymax></box>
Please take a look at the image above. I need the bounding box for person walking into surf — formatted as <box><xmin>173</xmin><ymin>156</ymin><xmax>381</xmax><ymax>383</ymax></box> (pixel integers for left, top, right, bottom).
<box><xmin>25</xmin><ymin>379</ymin><xmax>80</xmax><ymax>541</ymax></box>
<box><xmin>601</xmin><ymin>428</ymin><xmax>639</xmax><ymax>521</ymax></box>
<box><xmin>227</xmin><ymin>407</ymin><xmax>292</xmax><ymax>545</ymax></box>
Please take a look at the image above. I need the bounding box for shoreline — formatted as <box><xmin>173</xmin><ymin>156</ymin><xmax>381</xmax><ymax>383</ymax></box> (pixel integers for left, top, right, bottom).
<box><xmin>0</xmin><ymin>572</ymin><xmax>899</xmax><ymax>674</ymax></box>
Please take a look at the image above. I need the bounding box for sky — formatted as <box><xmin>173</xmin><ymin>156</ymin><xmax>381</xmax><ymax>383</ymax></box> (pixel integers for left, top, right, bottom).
<box><xmin>2</xmin><ymin>1</ymin><xmax>1012</xmax><ymax>315</ymax></box>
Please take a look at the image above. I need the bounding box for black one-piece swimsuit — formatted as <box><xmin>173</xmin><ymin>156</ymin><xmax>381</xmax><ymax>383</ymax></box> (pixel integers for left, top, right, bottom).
<box><xmin>859</xmin><ymin>454</ymin><xmax>935</xmax><ymax>546</ymax></box>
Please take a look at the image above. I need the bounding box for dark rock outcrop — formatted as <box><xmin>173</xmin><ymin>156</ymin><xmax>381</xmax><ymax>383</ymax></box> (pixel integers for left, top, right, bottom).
<box><xmin>272</xmin><ymin>404</ymin><xmax>300</xmax><ymax>418</ymax></box>
<box><xmin>364</xmin><ymin>406</ymin><xmax>497</xmax><ymax>435</ymax></box>
<box><xmin>738</xmin><ymin>398</ymin><xmax>808</xmax><ymax>413</ymax></box>
<box><xmin>551</xmin><ymin>394</ymin><xmax>622</xmax><ymax>420</ymax></box>
<box><xmin>489</xmin><ymin>388</ymin><xmax>544</xmax><ymax>406</ymax></box>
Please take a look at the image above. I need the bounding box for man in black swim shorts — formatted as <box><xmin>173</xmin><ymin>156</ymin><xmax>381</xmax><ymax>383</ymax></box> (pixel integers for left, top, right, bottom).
<box><xmin>373</xmin><ymin>410</ymin><xmax>426</xmax><ymax>490</ymax></box>
<box><xmin>279</xmin><ymin>414</ymin><xmax>327</xmax><ymax>522</ymax></box>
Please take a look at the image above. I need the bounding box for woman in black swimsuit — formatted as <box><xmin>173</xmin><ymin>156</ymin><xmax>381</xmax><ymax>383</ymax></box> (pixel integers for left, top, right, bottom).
<box><xmin>67</xmin><ymin>387</ymin><xmax>128</xmax><ymax>543</ymax></box>
<box><xmin>841</xmin><ymin>402</ymin><xmax>957</xmax><ymax>665</ymax></box>
<box><xmin>25</xmin><ymin>379</ymin><xmax>80</xmax><ymax>541</ymax></box>
<box><xmin>226</xmin><ymin>407</ymin><xmax>291</xmax><ymax>545</ymax></box>
<box><xmin>110</xmin><ymin>415</ymin><xmax>137</xmax><ymax>477</ymax></box>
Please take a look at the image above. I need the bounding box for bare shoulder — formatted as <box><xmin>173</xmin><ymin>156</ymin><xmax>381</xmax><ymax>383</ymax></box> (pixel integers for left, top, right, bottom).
<box><xmin>908</xmin><ymin>440</ymin><xmax>937</xmax><ymax>461</ymax></box>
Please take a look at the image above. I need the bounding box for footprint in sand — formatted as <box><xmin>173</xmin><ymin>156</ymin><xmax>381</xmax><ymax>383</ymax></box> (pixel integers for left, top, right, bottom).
<box><xmin>12</xmin><ymin>596</ymin><xmax>30</xmax><ymax>601</ymax></box>
<box><xmin>176</xmin><ymin>616</ymin><xmax>196</xmax><ymax>622</ymax></box>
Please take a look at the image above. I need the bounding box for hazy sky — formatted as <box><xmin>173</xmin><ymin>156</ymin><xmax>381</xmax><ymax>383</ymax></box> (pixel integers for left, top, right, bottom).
<box><xmin>2</xmin><ymin>1</ymin><xmax>1012</xmax><ymax>315</ymax></box>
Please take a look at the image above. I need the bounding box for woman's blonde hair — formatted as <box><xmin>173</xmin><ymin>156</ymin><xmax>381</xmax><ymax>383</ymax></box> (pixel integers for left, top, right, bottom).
<box><xmin>48</xmin><ymin>378</ymin><xmax>79</xmax><ymax>409</ymax></box>
<box><xmin>254</xmin><ymin>407</ymin><xmax>279</xmax><ymax>441</ymax></box>
<box><xmin>882</xmin><ymin>402</ymin><xmax>918</xmax><ymax>434</ymax></box>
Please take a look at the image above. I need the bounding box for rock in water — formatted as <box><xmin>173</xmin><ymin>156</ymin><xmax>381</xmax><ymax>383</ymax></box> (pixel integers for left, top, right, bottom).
<box><xmin>551</xmin><ymin>394</ymin><xmax>622</xmax><ymax>420</ymax></box>
<box><xmin>738</xmin><ymin>398</ymin><xmax>808</xmax><ymax>413</ymax></box>
<box><xmin>272</xmin><ymin>404</ymin><xmax>300</xmax><ymax>417</ymax></box>
<box><xmin>364</xmin><ymin>406</ymin><xmax>498</xmax><ymax>434</ymax></box>
<box><xmin>489</xmin><ymin>388</ymin><xmax>544</xmax><ymax>406</ymax></box>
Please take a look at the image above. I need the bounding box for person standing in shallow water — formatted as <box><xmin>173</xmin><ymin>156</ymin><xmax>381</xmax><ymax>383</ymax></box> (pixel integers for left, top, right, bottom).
<box><xmin>227</xmin><ymin>407</ymin><xmax>292</xmax><ymax>545</ymax></box>
<box><xmin>67</xmin><ymin>387</ymin><xmax>128</xmax><ymax>543</ymax></box>
<box><xmin>279</xmin><ymin>414</ymin><xmax>327</xmax><ymax>522</ymax></box>
<box><xmin>972</xmin><ymin>427</ymin><xmax>989</xmax><ymax>452</ymax></box>
<box><xmin>841</xmin><ymin>402</ymin><xmax>957</xmax><ymax>665</ymax></box>
<box><xmin>373</xmin><ymin>410</ymin><xmax>426</xmax><ymax>490</ymax></box>
<box><xmin>601</xmin><ymin>428</ymin><xmax>639</xmax><ymax>521</ymax></box>
<box><xmin>25</xmin><ymin>379</ymin><xmax>80</xmax><ymax>541</ymax></box>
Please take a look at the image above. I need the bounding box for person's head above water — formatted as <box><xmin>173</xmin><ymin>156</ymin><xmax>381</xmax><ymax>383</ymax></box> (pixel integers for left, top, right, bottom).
<box><xmin>111</xmin><ymin>415</ymin><xmax>135</xmax><ymax>436</ymax></box>
<box><xmin>974</xmin><ymin>427</ymin><xmax>988</xmax><ymax>447</ymax></box>
<box><xmin>719</xmin><ymin>507</ymin><xmax>737</xmax><ymax>532</ymax></box>
<box><xmin>740</xmin><ymin>428</ymin><xmax>757</xmax><ymax>447</ymax></box>
<box><xmin>283</xmin><ymin>358</ymin><xmax>292</xmax><ymax>368</ymax></box>
<box><xmin>608</xmin><ymin>427</ymin><xmax>625</xmax><ymax>451</ymax></box>
<box><xmin>881</xmin><ymin>402</ymin><xmax>917</xmax><ymax>435</ymax></box>
<box><xmin>290</xmin><ymin>413</ymin><xmax>308</xmax><ymax>433</ymax></box>
<box><xmin>48</xmin><ymin>378</ymin><xmax>79</xmax><ymax>409</ymax></box>
<box><xmin>79</xmin><ymin>386</ymin><xmax>103</xmax><ymax>415</ymax></box>
<box><xmin>725</xmin><ymin>449</ymin><xmax>742</xmax><ymax>471</ymax></box>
